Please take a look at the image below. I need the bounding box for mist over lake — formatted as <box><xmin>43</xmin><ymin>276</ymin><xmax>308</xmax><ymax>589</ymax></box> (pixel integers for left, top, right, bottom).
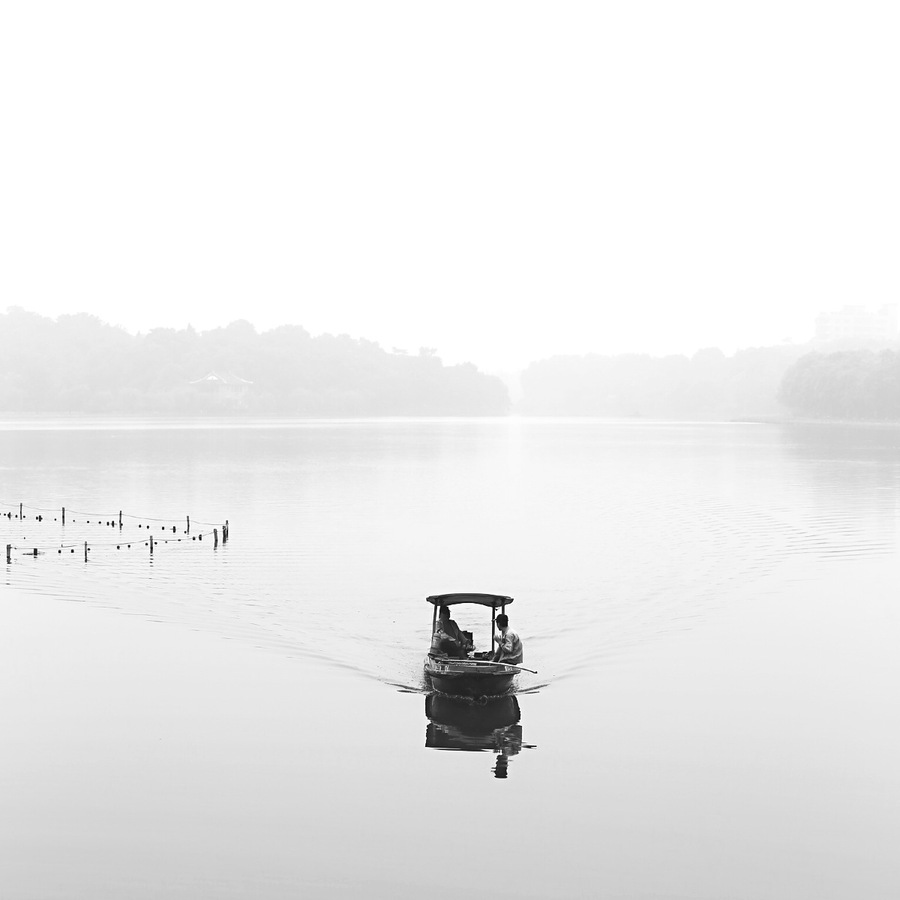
<box><xmin>5</xmin><ymin>0</ymin><xmax>900</xmax><ymax>892</ymax></box>
<box><xmin>2</xmin><ymin>417</ymin><xmax>899</xmax><ymax>899</ymax></box>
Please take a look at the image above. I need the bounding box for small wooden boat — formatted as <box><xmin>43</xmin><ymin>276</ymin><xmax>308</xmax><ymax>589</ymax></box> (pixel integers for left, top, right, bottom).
<box><xmin>423</xmin><ymin>592</ymin><xmax>531</xmax><ymax>697</ymax></box>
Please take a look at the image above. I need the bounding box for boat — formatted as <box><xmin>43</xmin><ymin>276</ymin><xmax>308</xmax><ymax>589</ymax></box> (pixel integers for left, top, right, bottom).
<box><xmin>423</xmin><ymin>592</ymin><xmax>529</xmax><ymax>697</ymax></box>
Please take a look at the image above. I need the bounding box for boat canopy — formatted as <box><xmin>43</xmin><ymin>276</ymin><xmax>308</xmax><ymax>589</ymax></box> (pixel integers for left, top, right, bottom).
<box><xmin>426</xmin><ymin>593</ymin><xmax>514</xmax><ymax>609</ymax></box>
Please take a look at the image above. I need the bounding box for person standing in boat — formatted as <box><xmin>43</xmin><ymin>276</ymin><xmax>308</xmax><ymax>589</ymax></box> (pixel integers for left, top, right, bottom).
<box><xmin>492</xmin><ymin>613</ymin><xmax>523</xmax><ymax>665</ymax></box>
<box><xmin>432</xmin><ymin>604</ymin><xmax>468</xmax><ymax>658</ymax></box>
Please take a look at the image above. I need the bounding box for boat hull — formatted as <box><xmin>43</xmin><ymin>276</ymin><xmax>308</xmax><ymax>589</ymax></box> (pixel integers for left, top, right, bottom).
<box><xmin>424</xmin><ymin>655</ymin><xmax>517</xmax><ymax>698</ymax></box>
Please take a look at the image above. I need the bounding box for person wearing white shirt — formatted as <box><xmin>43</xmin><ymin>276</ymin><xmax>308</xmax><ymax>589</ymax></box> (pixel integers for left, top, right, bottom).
<box><xmin>492</xmin><ymin>613</ymin><xmax>523</xmax><ymax>665</ymax></box>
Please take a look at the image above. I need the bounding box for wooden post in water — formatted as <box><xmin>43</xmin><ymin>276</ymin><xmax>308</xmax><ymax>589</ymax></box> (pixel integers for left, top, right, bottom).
<box><xmin>62</xmin><ymin>507</ymin><xmax>66</xmax><ymax>525</ymax></box>
<box><xmin>19</xmin><ymin>502</ymin><xmax>23</xmax><ymax>519</ymax></box>
<box><xmin>150</xmin><ymin>535</ymin><xmax>154</xmax><ymax>555</ymax></box>
<box><xmin>214</xmin><ymin>528</ymin><xmax>218</xmax><ymax>548</ymax></box>
<box><xmin>119</xmin><ymin>511</ymin><xmax>123</xmax><ymax>528</ymax></box>
<box><xmin>6</xmin><ymin>544</ymin><xmax>11</xmax><ymax>564</ymax></box>
<box><xmin>186</xmin><ymin>515</ymin><xmax>190</xmax><ymax>534</ymax></box>
<box><xmin>33</xmin><ymin>548</ymin><xmax>37</xmax><ymax>557</ymax></box>
<box><xmin>84</xmin><ymin>542</ymin><xmax>88</xmax><ymax>562</ymax></box>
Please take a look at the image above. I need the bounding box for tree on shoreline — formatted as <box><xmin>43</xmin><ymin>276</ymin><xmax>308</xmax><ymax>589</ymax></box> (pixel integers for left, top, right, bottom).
<box><xmin>778</xmin><ymin>349</ymin><xmax>900</xmax><ymax>420</ymax></box>
<box><xmin>0</xmin><ymin>308</ymin><xmax>509</xmax><ymax>416</ymax></box>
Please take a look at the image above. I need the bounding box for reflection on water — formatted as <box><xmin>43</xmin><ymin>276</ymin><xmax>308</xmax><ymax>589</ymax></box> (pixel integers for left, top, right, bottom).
<box><xmin>780</xmin><ymin>422</ymin><xmax>900</xmax><ymax>526</ymax></box>
<box><xmin>425</xmin><ymin>693</ymin><xmax>536</xmax><ymax>778</ymax></box>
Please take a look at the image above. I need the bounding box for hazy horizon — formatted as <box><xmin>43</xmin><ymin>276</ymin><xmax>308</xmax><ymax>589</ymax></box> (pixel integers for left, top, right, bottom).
<box><xmin>2</xmin><ymin>301</ymin><xmax>831</xmax><ymax>377</ymax></box>
<box><xmin>3</xmin><ymin>3</ymin><xmax>898</xmax><ymax>372</ymax></box>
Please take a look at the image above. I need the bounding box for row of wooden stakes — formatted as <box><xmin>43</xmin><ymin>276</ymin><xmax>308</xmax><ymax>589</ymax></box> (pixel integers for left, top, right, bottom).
<box><xmin>3</xmin><ymin>504</ymin><xmax>225</xmax><ymax>533</ymax></box>
<box><xmin>4</xmin><ymin>521</ymin><xmax>230</xmax><ymax>563</ymax></box>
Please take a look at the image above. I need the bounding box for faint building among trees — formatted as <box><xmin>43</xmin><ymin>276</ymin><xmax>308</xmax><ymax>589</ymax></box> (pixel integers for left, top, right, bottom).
<box><xmin>815</xmin><ymin>304</ymin><xmax>898</xmax><ymax>343</ymax></box>
<box><xmin>189</xmin><ymin>371</ymin><xmax>254</xmax><ymax>411</ymax></box>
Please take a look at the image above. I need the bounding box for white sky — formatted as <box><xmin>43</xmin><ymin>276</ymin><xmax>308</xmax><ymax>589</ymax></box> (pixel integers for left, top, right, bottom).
<box><xmin>2</xmin><ymin>2</ymin><xmax>898</xmax><ymax>372</ymax></box>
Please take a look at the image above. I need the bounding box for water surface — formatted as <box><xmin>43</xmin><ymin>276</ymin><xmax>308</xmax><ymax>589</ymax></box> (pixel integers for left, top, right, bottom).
<box><xmin>2</xmin><ymin>418</ymin><xmax>899</xmax><ymax>898</ymax></box>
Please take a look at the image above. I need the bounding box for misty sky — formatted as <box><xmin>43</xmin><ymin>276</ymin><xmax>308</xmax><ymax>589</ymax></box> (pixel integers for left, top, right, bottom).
<box><xmin>2</xmin><ymin>2</ymin><xmax>898</xmax><ymax>371</ymax></box>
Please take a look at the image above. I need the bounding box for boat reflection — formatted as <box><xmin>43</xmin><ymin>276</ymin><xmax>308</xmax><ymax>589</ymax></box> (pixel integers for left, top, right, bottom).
<box><xmin>425</xmin><ymin>693</ymin><xmax>536</xmax><ymax>778</ymax></box>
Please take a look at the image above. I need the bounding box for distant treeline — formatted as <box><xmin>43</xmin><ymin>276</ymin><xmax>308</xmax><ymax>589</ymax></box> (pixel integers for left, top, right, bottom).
<box><xmin>517</xmin><ymin>345</ymin><xmax>807</xmax><ymax>419</ymax></box>
<box><xmin>778</xmin><ymin>349</ymin><xmax>900</xmax><ymax>420</ymax></box>
<box><xmin>0</xmin><ymin>308</ymin><xmax>510</xmax><ymax>415</ymax></box>
<box><xmin>5</xmin><ymin>308</ymin><xmax>897</xmax><ymax>420</ymax></box>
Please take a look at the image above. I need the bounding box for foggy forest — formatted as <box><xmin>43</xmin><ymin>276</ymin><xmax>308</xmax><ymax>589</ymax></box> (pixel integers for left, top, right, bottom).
<box><xmin>1</xmin><ymin>307</ymin><xmax>898</xmax><ymax>421</ymax></box>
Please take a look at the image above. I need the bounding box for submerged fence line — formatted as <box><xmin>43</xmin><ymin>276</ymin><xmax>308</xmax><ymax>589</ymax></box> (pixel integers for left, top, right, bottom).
<box><xmin>2</xmin><ymin>499</ymin><xmax>230</xmax><ymax>563</ymax></box>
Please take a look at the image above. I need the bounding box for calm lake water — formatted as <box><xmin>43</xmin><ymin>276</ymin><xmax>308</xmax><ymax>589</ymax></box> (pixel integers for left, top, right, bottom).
<box><xmin>2</xmin><ymin>418</ymin><xmax>899</xmax><ymax>899</ymax></box>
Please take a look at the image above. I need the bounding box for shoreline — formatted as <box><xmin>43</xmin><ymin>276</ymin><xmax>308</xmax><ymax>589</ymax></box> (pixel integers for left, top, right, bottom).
<box><xmin>735</xmin><ymin>414</ymin><xmax>900</xmax><ymax>428</ymax></box>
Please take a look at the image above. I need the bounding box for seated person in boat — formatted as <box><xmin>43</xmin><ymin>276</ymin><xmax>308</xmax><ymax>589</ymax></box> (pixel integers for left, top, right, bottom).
<box><xmin>431</xmin><ymin>605</ymin><xmax>471</xmax><ymax>659</ymax></box>
<box><xmin>492</xmin><ymin>613</ymin><xmax>523</xmax><ymax>665</ymax></box>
